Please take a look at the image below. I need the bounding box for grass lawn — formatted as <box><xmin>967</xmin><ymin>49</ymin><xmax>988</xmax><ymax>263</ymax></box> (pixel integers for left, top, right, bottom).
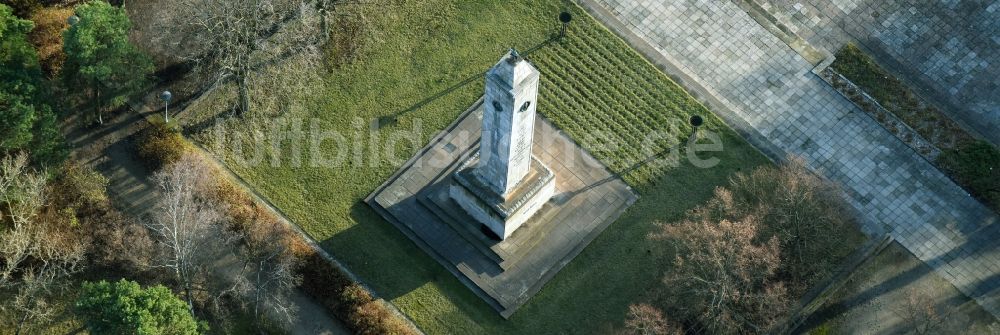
<box><xmin>187</xmin><ymin>1</ymin><xmax>771</xmax><ymax>333</ymax></box>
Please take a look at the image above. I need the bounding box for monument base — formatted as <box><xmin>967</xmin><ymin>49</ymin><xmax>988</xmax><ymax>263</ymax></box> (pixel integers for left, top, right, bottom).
<box><xmin>449</xmin><ymin>154</ymin><xmax>556</xmax><ymax>240</ymax></box>
<box><xmin>366</xmin><ymin>99</ymin><xmax>637</xmax><ymax>317</ymax></box>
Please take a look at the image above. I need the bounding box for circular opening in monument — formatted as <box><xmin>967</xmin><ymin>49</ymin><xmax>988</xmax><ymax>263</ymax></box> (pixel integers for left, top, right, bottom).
<box><xmin>689</xmin><ymin>115</ymin><xmax>704</xmax><ymax>127</ymax></box>
<box><xmin>559</xmin><ymin>12</ymin><xmax>572</xmax><ymax>23</ymax></box>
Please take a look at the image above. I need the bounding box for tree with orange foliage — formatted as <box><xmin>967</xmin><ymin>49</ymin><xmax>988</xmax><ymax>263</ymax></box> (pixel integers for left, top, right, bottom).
<box><xmin>653</xmin><ymin>213</ymin><xmax>788</xmax><ymax>334</ymax></box>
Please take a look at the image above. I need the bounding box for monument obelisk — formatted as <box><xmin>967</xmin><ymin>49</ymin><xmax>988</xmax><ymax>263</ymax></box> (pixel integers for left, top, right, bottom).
<box><xmin>479</xmin><ymin>49</ymin><xmax>538</xmax><ymax>195</ymax></box>
<box><xmin>449</xmin><ymin>49</ymin><xmax>556</xmax><ymax>240</ymax></box>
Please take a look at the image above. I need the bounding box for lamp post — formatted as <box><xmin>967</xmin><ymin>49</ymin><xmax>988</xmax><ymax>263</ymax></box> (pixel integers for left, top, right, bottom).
<box><xmin>160</xmin><ymin>90</ymin><xmax>172</xmax><ymax>123</ymax></box>
<box><xmin>690</xmin><ymin>115</ymin><xmax>704</xmax><ymax>138</ymax></box>
<box><xmin>559</xmin><ymin>12</ymin><xmax>572</xmax><ymax>38</ymax></box>
<box><xmin>689</xmin><ymin>115</ymin><xmax>704</xmax><ymax>129</ymax></box>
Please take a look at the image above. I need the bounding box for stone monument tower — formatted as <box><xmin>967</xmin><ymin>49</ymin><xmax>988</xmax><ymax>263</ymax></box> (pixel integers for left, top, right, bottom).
<box><xmin>449</xmin><ymin>49</ymin><xmax>556</xmax><ymax>240</ymax></box>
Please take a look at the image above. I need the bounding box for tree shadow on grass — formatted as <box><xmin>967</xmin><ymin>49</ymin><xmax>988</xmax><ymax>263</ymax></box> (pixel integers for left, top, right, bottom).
<box><xmin>795</xmin><ymin>236</ymin><xmax>1000</xmax><ymax>333</ymax></box>
<box><xmin>325</xmin><ymin>201</ymin><xmax>504</xmax><ymax>327</ymax></box>
<box><xmin>375</xmin><ymin>34</ymin><xmax>563</xmax><ymax>129</ymax></box>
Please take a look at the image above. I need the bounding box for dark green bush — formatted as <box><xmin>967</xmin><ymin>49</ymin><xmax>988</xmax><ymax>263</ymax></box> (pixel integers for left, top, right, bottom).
<box><xmin>76</xmin><ymin>279</ymin><xmax>205</xmax><ymax>335</ymax></box>
<box><xmin>4</xmin><ymin>0</ymin><xmax>41</xmax><ymax>18</ymax></box>
<box><xmin>136</xmin><ymin>120</ymin><xmax>188</xmax><ymax>170</ymax></box>
<box><xmin>938</xmin><ymin>140</ymin><xmax>1000</xmax><ymax>212</ymax></box>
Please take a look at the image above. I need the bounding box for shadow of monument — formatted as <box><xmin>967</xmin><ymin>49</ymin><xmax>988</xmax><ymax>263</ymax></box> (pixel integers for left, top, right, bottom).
<box><xmin>344</xmin><ymin>203</ymin><xmax>509</xmax><ymax>328</ymax></box>
<box><xmin>334</xmin><ymin>199</ymin><xmax>510</xmax><ymax>325</ymax></box>
<box><xmin>330</xmin><ymin>201</ymin><xmax>438</xmax><ymax>299</ymax></box>
<box><xmin>376</xmin><ymin>35</ymin><xmax>562</xmax><ymax>129</ymax></box>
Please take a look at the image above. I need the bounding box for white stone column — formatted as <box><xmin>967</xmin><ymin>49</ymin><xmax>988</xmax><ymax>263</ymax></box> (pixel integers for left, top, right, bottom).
<box><xmin>477</xmin><ymin>49</ymin><xmax>540</xmax><ymax>197</ymax></box>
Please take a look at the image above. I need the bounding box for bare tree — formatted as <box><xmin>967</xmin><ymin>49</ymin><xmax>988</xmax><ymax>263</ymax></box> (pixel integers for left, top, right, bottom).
<box><xmin>231</xmin><ymin>220</ymin><xmax>300</xmax><ymax>329</ymax></box>
<box><xmin>146</xmin><ymin>152</ymin><xmax>301</xmax><ymax>330</ymax></box>
<box><xmin>892</xmin><ymin>288</ymin><xmax>957</xmax><ymax>335</ymax></box>
<box><xmin>724</xmin><ymin>157</ymin><xmax>859</xmax><ymax>293</ymax></box>
<box><xmin>622</xmin><ymin>303</ymin><xmax>682</xmax><ymax>335</ymax></box>
<box><xmin>146</xmin><ymin>153</ymin><xmax>233</xmax><ymax>313</ymax></box>
<box><xmin>9</xmin><ymin>271</ymin><xmax>58</xmax><ymax>335</ymax></box>
<box><xmin>0</xmin><ymin>154</ymin><xmax>86</xmax><ymax>334</ymax></box>
<box><xmin>172</xmin><ymin>0</ymin><xmax>322</xmax><ymax>116</ymax></box>
<box><xmin>652</xmin><ymin>213</ymin><xmax>789</xmax><ymax>335</ymax></box>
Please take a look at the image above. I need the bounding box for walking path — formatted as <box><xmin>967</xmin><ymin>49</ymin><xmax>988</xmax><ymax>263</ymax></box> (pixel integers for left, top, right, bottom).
<box><xmin>752</xmin><ymin>0</ymin><xmax>1000</xmax><ymax>146</ymax></box>
<box><xmin>576</xmin><ymin>0</ymin><xmax>1000</xmax><ymax>317</ymax></box>
<box><xmin>66</xmin><ymin>93</ymin><xmax>350</xmax><ymax>335</ymax></box>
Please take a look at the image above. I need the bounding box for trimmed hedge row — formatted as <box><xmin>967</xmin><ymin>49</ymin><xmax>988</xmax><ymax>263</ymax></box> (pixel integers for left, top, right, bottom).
<box><xmin>297</xmin><ymin>252</ymin><xmax>416</xmax><ymax>335</ymax></box>
<box><xmin>937</xmin><ymin>140</ymin><xmax>1000</xmax><ymax>212</ymax></box>
<box><xmin>135</xmin><ymin>121</ymin><xmax>418</xmax><ymax>335</ymax></box>
<box><xmin>831</xmin><ymin>44</ymin><xmax>1000</xmax><ymax>213</ymax></box>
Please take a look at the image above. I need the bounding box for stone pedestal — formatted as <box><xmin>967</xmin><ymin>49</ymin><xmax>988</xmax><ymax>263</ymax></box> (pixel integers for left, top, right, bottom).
<box><xmin>449</xmin><ymin>154</ymin><xmax>556</xmax><ymax>240</ymax></box>
<box><xmin>367</xmin><ymin>101</ymin><xmax>638</xmax><ymax>317</ymax></box>
<box><xmin>366</xmin><ymin>49</ymin><xmax>638</xmax><ymax>317</ymax></box>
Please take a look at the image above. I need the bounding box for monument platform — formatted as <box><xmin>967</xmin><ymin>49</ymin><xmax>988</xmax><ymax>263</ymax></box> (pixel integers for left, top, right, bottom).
<box><xmin>366</xmin><ymin>99</ymin><xmax>637</xmax><ymax>317</ymax></box>
<box><xmin>450</xmin><ymin>153</ymin><xmax>556</xmax><ymax>240</ymax></box>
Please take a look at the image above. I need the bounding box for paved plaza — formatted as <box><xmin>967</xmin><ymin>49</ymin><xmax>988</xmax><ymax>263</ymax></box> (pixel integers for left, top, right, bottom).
<box><xmin>367</xmin><ymin>100</ymin><xmax>637</xmax><ymax>317</ymax></box>
<box><xmin>755</xmin><ymin>0</ymin><xmax>1000</xmax><ymax>146</ymax></box>
<box><xmin>581</xmin><ymin>0</ymin><xmax>1000</xmax><ymax>317</ymax></box>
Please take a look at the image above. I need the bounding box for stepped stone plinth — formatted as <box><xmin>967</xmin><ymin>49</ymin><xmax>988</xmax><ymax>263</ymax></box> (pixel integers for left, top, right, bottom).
<box><xmin>366</xmin><ymin>50</ymin><xmax>637</xmax><ymax>317</ymax></box>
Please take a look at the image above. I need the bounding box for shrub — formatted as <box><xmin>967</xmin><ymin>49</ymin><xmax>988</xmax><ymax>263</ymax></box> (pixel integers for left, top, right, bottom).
<box><xmin>651</xmin><ymin>159</ymin><xmax>863</xmax><ymax>334</ymax></box>
<box><xmin>723</xmin><ymin>158</ymin><xmax>863</xmax><ymax>294</ymax></box>
<box><xmin>5</xmin><ymin>0</ymin><xmax>40</xmax><ymax>18</ymax></box>
<box><xmin>136</xmin><ymin>120</ymin><xmax>189</xmax><ymax>170</ymax></box>
<box><xmin>938</xmin><ymin>140</ymin><xmax>1000</xmax><ymax>211</ymax></box>
<box><xmin>296</xmin><ymin>250</ymin><xmax>417</xmax><ymax>335</ymax></box>
<box><xmin>76</xmin><ymin>279</ymin><xmax>205</xmax><ymax>335</ymax></box>
<box><xmin>831</xmin><ymin>44</ymin><xmax>906</xmax><ymax>110</ymax></box>
<box><xmin>188</xmin><ymin>143</ymin><xmax>417</xmax><ymax>334</ymax></box>
<box><xmin>84</xmin><ymin>208</ymin><xmax>156</xmax><ymax>276</ymax></box>
<box><xmin>349</xmin><ymin>298</ymin><xmax>414</xmax><ymax>335</ymax></box>
<box><xmin>52</xmin><ymin>162</ymin><xmax>109</xmax><ymax>211</ymax></box>
<box><xmin>297</xmin><ymin>251</ymin><xmax>353</xmax><ymax>311</ymax></box>
<box><xmin>209</xmin><ymin>175</ymin><xmax>284</xmax><ymax>235</ymax></box>
<box><xmin>682</xmin><ymin>159</ymin><xmax>862</xmax><ymax>294</ymax></box>
<box><xmin>654</xmin><ymin>216</ymin><xmax>788</xmax><ymax>335</ymax></box>
<box><xmin>28</xmin><ymin>7</ymin><xmax>72</xmax><ymax>77</ymax></box>
<box><xmin>622</xmin><ymin>304</ymin><xmax>683</xmax><ymax>335</ymax></box>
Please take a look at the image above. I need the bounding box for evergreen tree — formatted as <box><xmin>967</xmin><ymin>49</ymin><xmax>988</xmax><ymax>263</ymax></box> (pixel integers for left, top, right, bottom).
<box><xmin>0</xmin><ymin>3</ymin><xmax>65</xmax><ymax>165</ymax></box>
<box><xmin>62</xmin><ymin>0</ymin><xmax>152</xmax><ymax>125</ymax></box>
<box><xmin>76</xmin><ymin>279</ymin><xmax>204</xmax><ymax>335</ymax></box>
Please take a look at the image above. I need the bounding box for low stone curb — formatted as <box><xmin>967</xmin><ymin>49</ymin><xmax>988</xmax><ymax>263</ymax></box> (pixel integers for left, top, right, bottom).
<box><xmin>818</xmin><ymin>68</ymin><xmax>942</xmax><ymax>160</ymax></box>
